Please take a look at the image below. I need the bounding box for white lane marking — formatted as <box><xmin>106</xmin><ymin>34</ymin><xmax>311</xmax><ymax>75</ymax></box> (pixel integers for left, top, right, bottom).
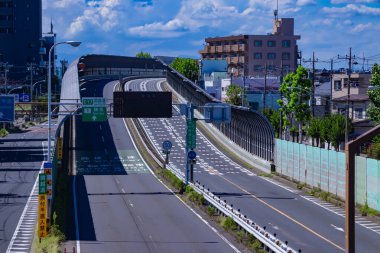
<box><xmin>331</xmin><ymin>224</ymin><xmax>344</xmax><ymax>232</ymax></box>
<box><xmin>118</xmin><ymin>82</ymin><xmax>240</xmax><ymax>253</ymax></box>
<box><xmin>121</xmin><ymin>188</ymin><xmax>126</xmax><ymax>193</ymax></box>
<box><xmin>73</xmin><ymin>176</ymin><xmax>81</xmax><ymax>253</ymax></box>
<box><xmin>102</xmin><ymin>136</ymin><xmax>105</xmax><ymax>142</ymax></box>
<box><xmin>99</xmin><ymin>125</ymin><xmax>102</xmax><ymax>130</ymax></box>
<box><xmin>6</xmin><ymin>142</ymin><xmax>46</xmax><ymax>253</ymax></box>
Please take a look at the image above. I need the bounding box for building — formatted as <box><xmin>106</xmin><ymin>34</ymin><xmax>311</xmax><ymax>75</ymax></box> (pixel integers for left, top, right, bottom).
<box><xmin>0</xmin><ymin>0</ymin><xmax>42</xmax><ymax>68</ymax></box>
<box><xmin>332</xmin><ymin>72</ymin><xmax>371</xmax><ymax>121</ymax></box>
<box><xmin>199</xmin><ymin>15</ymin><xmax>300</xmax><ymax>77</ymax></box>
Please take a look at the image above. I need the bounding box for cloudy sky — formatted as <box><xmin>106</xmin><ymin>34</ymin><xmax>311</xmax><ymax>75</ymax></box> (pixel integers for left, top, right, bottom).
<box><xmin>42</xmin><ymin>0</ymin><xmax>380</xmax><ymax>69</ymax></box>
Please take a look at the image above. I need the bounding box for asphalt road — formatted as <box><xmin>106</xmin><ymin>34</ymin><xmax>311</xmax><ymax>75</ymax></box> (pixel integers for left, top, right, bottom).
<box><xmin>127</xmin><ymin>78</ymin><xmax>380</xmax><ymax>253</ymax></box>
<box><xmin>0</xmin><ymin>123</ymin><xmax>49</xmax><ymax>253</ymax></box>
<box><xmin>71</xmin><ymin>79</ymin><xmax>239</xmax><ymax>253</ymax></box>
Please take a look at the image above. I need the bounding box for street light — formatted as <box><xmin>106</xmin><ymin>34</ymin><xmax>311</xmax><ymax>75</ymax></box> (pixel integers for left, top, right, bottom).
<box><xmin>47</xmin><ymin>41</ymin><xmax>81</xmax><ymax>162</ymax></box>
<box><xmin>32</xmin><ymin>79</ymin><xmax>46</xmax><ymax>100</ymax></box>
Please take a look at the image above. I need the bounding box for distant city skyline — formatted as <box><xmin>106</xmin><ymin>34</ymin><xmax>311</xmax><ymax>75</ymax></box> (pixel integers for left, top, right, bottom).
<box><xmin>42</xmin><ymin>0</ymin><xmax>380</xmax><ymax>70</ymax></box>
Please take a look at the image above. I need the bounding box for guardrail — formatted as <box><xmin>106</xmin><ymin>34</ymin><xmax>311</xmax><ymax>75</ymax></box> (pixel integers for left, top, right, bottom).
<box><xmin>121</xmin><ymin>79</ymin><xmax>299</xmax><ymax>253</ymax></box>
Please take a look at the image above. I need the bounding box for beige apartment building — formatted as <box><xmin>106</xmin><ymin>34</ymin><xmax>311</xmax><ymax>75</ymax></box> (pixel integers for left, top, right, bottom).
<box><xmin>199</xmin><ymin>18</ymin><xmax>300</xmax><ymax>77</ymax></box>
<box><xmin>332</xmin><ymin>72</ymin><xmax>371</xmax><ymax>121</ymax></box>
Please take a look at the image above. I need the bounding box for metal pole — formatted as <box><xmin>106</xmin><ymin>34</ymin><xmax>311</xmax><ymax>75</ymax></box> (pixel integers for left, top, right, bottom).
<box><xmin>263</xmin><ymin>63</ymin><xmax>267</xmax><ymax>111</ymax></box>
<box><xmin>311</xmin><ymin>52</ymin><xmax>315</xmax><ymax>117</ymax></box>
<box><xmin>48</xmin><ymin>46</ymin><xmax>53</xmax><ymax>163</ymax></box>
<box><xmin>330</xmin><ymin>59</ymin><xmax>333</xmax><ymax>115</ymax></box>
<box><xmin>345</xmin><ymin>48</ymin><xmax>352</xmax><ymax>144</ymax></box>
<box><xmin>185</xmin><ymin>103</ymin><xmax>194</xmax><ymax>185</ymax></box>
<box><xmin>4</xmin><ymin>65</ymin><xmax>8</xmax><ymax>95</ymax></box>
<box><xmin>279</xmin><ymin>60</ymin><xmax>283</xmax><ymax>139</ymax></box>
<box><xmin>30</xmin><ymin>63</ymin><xmax>33</xmax><ymax>102</ymax></box>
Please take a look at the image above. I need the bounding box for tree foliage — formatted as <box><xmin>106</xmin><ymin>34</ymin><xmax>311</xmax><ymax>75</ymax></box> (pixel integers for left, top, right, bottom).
<box><xmin>225</xmin><ymin>84</ymin><xmax>243</xmax><ymax>106</ymax></box>
<box><xmin>263</xmin><ymin>108</ymin><xmax>280</xmax><ymax>137</ymax></box>
<box><xmin>330</xmin><ymin>114</ymin><xmax>347</xmax><ymax>150</ymax></box>
<box><xmin>367</xmin><ymin>63</ymin><xmax>380</xmax><ymax>123</ymax></box>
<box><xmin>136</xmin><ymin>51</ymin><xmax>152</xmax><ymax>58</ymax></box>
<box><xmin>170</xmin><ymin>58</ymin><xmax>199</xmax><ymax>82</ymax></box>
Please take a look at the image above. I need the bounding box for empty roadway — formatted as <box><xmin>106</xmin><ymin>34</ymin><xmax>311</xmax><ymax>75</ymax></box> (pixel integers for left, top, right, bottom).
<box><xmin>126</xmin><ymin>77</ymin><xmax>380</xmax><ymax>253</ymax></box>
<box><xmin>70</xmin><ymin>79</ymin><xmax>239</xmax><ymax>253</ymax></box>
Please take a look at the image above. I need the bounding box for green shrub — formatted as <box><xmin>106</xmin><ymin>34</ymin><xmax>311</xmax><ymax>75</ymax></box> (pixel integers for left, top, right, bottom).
<box><xmin>361</xmin><ymin>202</ymin><xmax>379</xmax><ymax>216</ymax></box>
<box><xmin>320</xmin><ymin>191</ymin><xmax>330</xmax><ymax>201</ymax></box>
<box><xmin>251</xmin><ymin>239</ymin><xmax>262</xmax><ymax>250</ymax></box>
<box><xmin>220</xmin><ymin>217</ymin><xmax>237</xmax><ymax>231</ymax></box>
<box><xmin>0</xmin><ymin>128</ymin><xmax>8</xmax><ymax>137</ymax></box>
<box><xmin>207</xmin><ymin>206</ymin><xmax>216</xmax><ymax>216</ymax></box>
<box><xmin>297</xmin><ymin>183</ymin><xmax>305</xmax><ymax>190</ymax></box>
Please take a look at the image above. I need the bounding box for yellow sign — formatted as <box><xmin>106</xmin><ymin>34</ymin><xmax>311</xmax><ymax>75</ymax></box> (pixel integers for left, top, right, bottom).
<box><xmin>38</xmin><ymin>194</ymin><xmax>48</xmax><ymax>238</ymax></box>
<box><xmin>57</xmin><ymin>137</ymin><xmax>63</xmax><ymax>160</ymax></box>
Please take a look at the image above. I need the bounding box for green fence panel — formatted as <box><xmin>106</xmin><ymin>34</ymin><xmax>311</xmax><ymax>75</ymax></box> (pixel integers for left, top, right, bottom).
<box><xmin>306</xmin><ymin>145</ymin><xmax>314</xmax><ymax>186</ymax></box>
<box><xmin>328</xmin><ymin>150</ymin><xmax>338</xmax><ymax>196</ymax></box>
<box><xmin>294</xmin><ymin>143</ymin><xmax>300</xmax><ymax>181</ymax></box>
<box><xmin>299</xmin><ymin>144</ymin><xmax>307</xmax><ymax>183</ymax></box>
<box><xmin>313</xmin><ymin>147</ymin><xmax>321</xmax><ymax>188</ymax></box>
<box><xmin>366</xmin><ymin>158</ymin><xmax>379</xmax><ymax>210</ymax></box>
<box><xmin>281</xmin><ymin>140</ymin><xmax>288</xmax><ymax>175</ymax></box>
<box><xmin>355</xmin><ymin>156</ymin><xmax>367</xmax><ymax>206</ymax></box>
<box><xmin>275</xmin><ymin>139</ymin><xmax>282</xmax><ymax>172</ymax></box>
<box><xmin>320</xmin><ymin>149</ymin><xmax>329</xmax><ymax>192</ymax></box>
<box><xmin>337</xmin><ymin>152</ymin><xmax>346</xmax><ymax>199</ymax></box>
<box><xmin>287</xmin><ymin>142</ymin><xmax>294</xmax><ymax>178</ymax></box>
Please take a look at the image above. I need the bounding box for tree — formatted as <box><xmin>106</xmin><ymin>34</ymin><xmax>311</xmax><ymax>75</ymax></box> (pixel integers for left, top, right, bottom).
<box><xmin>330</xmin><ymin>114</ymin><xmax>347</xmax><ymax>151</ymax></box>
<box><xmin>225</xmin><ymin>84</ymin><xmax>243</xmax><ymax>106</ymax></box>
<box><xmin>367</xmin><ymin>63</ymin><xmax>380</xmax><ymax>123</ymax></box>
<box><xmin>320</xmin><ymin>116</ymin><xmax>332</xmax><ymax>149</ymax></box>
<box><xmin>307</xmin><ymin>117</ymin><xmax>321</xmax><ymax>147</ymax></box>
<box><xmin>263</xmin><ymin>108</ymin><xmax>280</xmax><ymax>138</ymax></box>
<box><xmin>278</xmin><ymin>66</ymin><xmax>312</xmax><ymax>142</ymax></box>
<box><xmin>136</xmin><ymin>51</ymin><xmax>152</xmax><ymax>58</ymax></box>
<box><xmin>170</xmin><ymin>58</ymin><xmax>199</xmax><ymax>82</ymax></box>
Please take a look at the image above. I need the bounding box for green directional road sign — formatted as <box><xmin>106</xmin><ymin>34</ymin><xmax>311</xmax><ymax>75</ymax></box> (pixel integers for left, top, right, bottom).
<box><xmin>82</xmin><ymin>97</ymin><xmax>107</xmax><ymax>122</ymax></box>
<box><xmin>186</xmin><ymin>119</ymin><xmax>197</xmax><ymax>149</ymax></box>
<box><xmin>39</xmin><ymin>174</ymin><xmax>47</xmax><ymax>194</ymax></box>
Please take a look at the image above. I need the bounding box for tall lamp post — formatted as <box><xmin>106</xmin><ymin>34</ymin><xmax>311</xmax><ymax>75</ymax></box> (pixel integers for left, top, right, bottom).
<box><xmin>47</xmin><ymin>41</ymin><xmax>81</xmax><ymax>162</ymax></box>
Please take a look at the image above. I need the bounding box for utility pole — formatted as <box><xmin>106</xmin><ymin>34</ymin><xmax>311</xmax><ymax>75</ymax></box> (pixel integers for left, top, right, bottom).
<box><xmin>303</xmin><ymin>52</ymin><xmax>318</xmax><ymax>117</ymax></box>
<box><xmin>28</xmin><ymin>63</ymin><xmax>35</xmax><ymax>102</ymax></box>
<box><xmin>330</xmin><ymin>59</ymin><xmax>334</xmax><ymax>115</ymax></box>
<box><xmin>338</xmin><ymin>48</ymin><xmax>356</xmax><ymax>144</ymax></box>
<box><xmin>263</xmin><ymin>63</ymin><xmax>268</xmax><ymax>111</ymax></box>
<box><xmin>279</xmin><ymin>60</ymin><xmax>283</xmax><ymax>140</ymax></box>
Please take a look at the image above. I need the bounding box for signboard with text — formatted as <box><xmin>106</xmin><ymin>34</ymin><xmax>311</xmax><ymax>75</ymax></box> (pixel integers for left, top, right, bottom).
<box><xmin>186</xmin><ymin>119</ymin><xmax>197</xmax><ymax>149</ymax></box>
<box><xmin>38</xmin><ymin>194</ymin><xmax>48</xmax><ymax>238</ymax></box>
<box><xmin>0</xmin><ymin>95</ymin><xmax>15</xmax><ymax>122</ymax></box>
<box><xmin>82</xmin><ymin>97</ymin><xmax>107</xmax><ymax>122</ymax></box>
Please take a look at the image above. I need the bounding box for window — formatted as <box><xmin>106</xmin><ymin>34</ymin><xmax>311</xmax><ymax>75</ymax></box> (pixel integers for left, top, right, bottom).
<box><xmin>268</xmin><ymin>65</ymin><xmax>276</xmax><ymax>71</ymax></box>
<box><xmin>267</xmin><ymin>53</ymin><xmax>276</xmax><ymax>60</ymax></box>
<box><xmin>354</xmin><ymin>108</ymin><xmax>364</xmax><ymax>119</ymax></box>
<box><xmin>254</xmin><ymin>40</ymin><xmax>262</xmax><ymax>47</ymax></box>
<box><xmin>222</xmin><ymin>45</ymin><xmax>226</xmax><ymax>52</ymax></box>
<box><xmin>338</xmin><ymin>108</ymin><xmax>346</xmax><ymax>115</ymax></box>
<box><xmin>254</xmin><ymin>53</ymin><xmax>262</xmax><ymax>59</ymax></box>
<box><xmin>334</xmin><ymin>80</ymin><xmax>342</xmax><ymax>91</ymax></box>
<box><xmin>282</xmin><ymin>40</ymin><xmax>291</xmax><ymax>47</ymax></box>
<box><xmin>254</xmin><ymin>65</ymin><xmax>262</xmax><ymax>71</ymax></box>
<box><xmin>282</xmin><ymin>52</ymin><xmax>290</xmax><ymax>60</ymax></box>
<box><xmin>267</xmin><ymin>40</ymin><xmax>276</xmax><ymax>47</ymax></box>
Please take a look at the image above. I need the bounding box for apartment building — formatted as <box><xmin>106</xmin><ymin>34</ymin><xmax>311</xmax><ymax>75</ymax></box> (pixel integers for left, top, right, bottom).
<box><xmin>332</xmin><ymin>72</ymin><xmax>371</xmax><ymax>121</ymax></box>
<box><xmin>0</xmin><ymin>0</ymin><xmax>42</xmax><ymax>67</ymax></box>
<box><xmin>199</xmin><ymin>17</ymin><xmax>300</xmax><ymax>77</ymax></box>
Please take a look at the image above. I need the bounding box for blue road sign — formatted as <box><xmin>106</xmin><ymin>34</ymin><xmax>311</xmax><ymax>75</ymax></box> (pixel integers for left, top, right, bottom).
<box><xmin>162</xmin><ymin>140</ymin><xmax>172</xmax><ymax>150</ymax></box>
<box><xmin>43</xmin><ymin>162</ymin><xmax>53</xmax><ymax>169</ymax></box>
<box><xmin>188</xmin><ymin>150</ymin><xmax>196</xmax><ymax>160</ymax></box>
<box><xmin>18</xmin><ymin>94</ymin><xmax>31</xmax><ymax>102</ymax></box>
<box><xmin>0</xmin><ymin>95</ymin><xmax>15</xmax><ymax>122</ymax></box>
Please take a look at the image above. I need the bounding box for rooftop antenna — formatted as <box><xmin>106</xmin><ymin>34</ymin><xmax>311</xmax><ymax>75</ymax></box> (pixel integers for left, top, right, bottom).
<box><xmin>274</xmin><ymin>0</ymin><xmax>279</xmax><ymax>21</ymax></box>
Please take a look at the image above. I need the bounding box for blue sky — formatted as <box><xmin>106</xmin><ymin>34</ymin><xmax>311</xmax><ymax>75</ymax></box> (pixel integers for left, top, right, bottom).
<box><xmin>42</xmin><ymin>0</ymin><xmax>380</xmax><ymax>70</ymax></box>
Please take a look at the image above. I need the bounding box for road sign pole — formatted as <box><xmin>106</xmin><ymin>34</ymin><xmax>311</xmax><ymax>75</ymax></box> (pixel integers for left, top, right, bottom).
<box><xmin>185</xmin><ymin>103</ymin><xmax>195</xmax><ymax>185</ymax></box>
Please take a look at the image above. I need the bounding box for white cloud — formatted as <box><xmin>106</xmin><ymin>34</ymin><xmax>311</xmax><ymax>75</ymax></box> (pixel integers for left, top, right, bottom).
<box><xmin>65</xmin><ymin>0</ymin><xmax>121</xmax><ymax>37</ymax></box>
<box><xmin>296</xmin><ymin>0</ymin><xmax>316</xmax><ymax>6</ymax></box>
<box><xmin>331</xmin><ymin>0</ymin><xmax>378</xmax><ymax>4</ymax></box>
<box><xmin>323</xmin><ymin>4</ymin><xmax>380</xmax><ymax>15</ymax></box>
<box><xmin>351</xmin><ymin>22</ymin><xmax>380</xmax><ymax>32</ymax></box>
<box><xmin>128</xmin><ymin>0</ymin><xmax>240</xmax><ymax>37</ymax></box>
